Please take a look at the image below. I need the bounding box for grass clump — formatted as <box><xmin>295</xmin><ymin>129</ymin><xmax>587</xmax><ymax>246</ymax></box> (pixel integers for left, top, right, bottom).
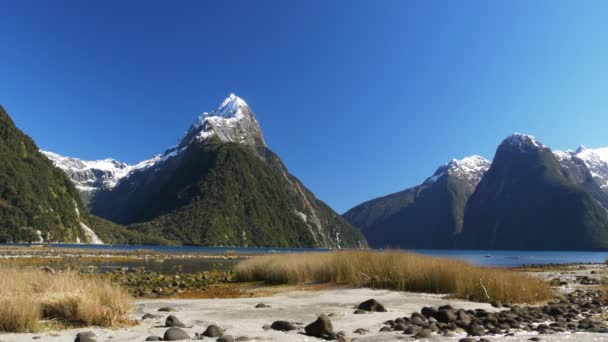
<box><xmin>235</xmin><ymin>250</ymin><xmax>552</xmax><ymax>304</ymax></box>
<box><xmin>0</xmin><ymin>266</ymin><xmax>132</xmax><ymax>332</ymax></box>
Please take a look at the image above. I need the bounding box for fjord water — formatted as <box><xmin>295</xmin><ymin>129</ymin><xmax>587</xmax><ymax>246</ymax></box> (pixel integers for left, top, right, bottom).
<box><xmin>6</xmin><ymin>244</ymin><xmax>608</xmax><ymax>268</ymax></box>
<box><xmin>411</xmin><ymin>249</ymin><xmax>608</xmax><ymax>267</ymax></box>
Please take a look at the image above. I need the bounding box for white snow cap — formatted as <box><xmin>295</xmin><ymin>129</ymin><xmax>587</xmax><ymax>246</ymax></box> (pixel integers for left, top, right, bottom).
<box><xmin>502</xmin><ymin>133</ymin><xmax>547</xmax><ymax>152</ymax></box>
<box><xmin>182</xmin><ymin>93</ymin><xmax>265</xmax><ymax>147</ymax></box>
<box><xmin>425</xmin><ymin>155</ymin><xmax>491</xmax><ymax>185</ymax></box>
<box><xmin>554</xmin><ymin>145</ymin><xmax>608</xmax><ymax>192</ymax></box>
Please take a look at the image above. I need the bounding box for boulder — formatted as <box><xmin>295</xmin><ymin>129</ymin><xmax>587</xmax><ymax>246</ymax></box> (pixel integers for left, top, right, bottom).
<box><xmin>217</xmin><ymin>336</ymin><xmax>235</xmax><ymax>342</ymax></box>
<box><xmin>270</xmin><ymin>321</ymin><xmax>297</xmax><ymax>331</ymax></box>
<box><xmin>165</xmin><ymin>315</ymin><xmax>186</xmax><ymax>328</ymax></box>
<box><xmin>305</xmin><ymin>314</ymin><xmax>334</xmax><ymax>338</ymax></box>
<box><xmin>357</xmin><ymin>299</ymin><xmax>387</xmax><ymax>312</ymax></box>
<box><xmin>203</xmin><ymin>325</ymin><xmax>225</xmax><ymax>337</ymax></box>
<box><xmin>74</xmin><ymin>332</ymin><xmax>96</xmax><ymax>342</ymax></box>
<box><xmin>145</xmin><ymin>337</ymin><xmax>163</xmax><ymax>341</ymax></box>
<box><xmin>437</xmin><ymin>309</ymin><xmax>457</xmax><ymax>323</ymax></box>
<box><xmin>142</xmin><ymin>313</ymin><xmax>161</xmax><ymax>320</ymax></box>
<box><xmin>164</xmin><ymin>327</ymin><xmax>190</xmax><ymax>341</ymax></box>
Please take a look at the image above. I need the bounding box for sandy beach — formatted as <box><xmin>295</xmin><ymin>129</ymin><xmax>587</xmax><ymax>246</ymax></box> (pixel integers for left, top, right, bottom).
<box><xmin>1</xmin><ymin>286</ymin><xmax>608</xmax><ymax>342</ymax></box>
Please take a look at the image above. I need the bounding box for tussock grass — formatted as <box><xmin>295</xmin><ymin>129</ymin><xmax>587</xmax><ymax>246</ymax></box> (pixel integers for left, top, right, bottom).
<box><xmin>0</xmin><ymin>266</ymin><xmax>132</xmax><ymax>332</ymax></box>
<box><xmin>235</xmin><ymin>250</ymin><xmax>552</xmax><ymax>303</ymax></box>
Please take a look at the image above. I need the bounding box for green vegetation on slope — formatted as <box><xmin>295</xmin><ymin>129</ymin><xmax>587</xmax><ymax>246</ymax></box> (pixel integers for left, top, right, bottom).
<box><xmin>119</xmin><ymin>142</ymin><xmax>365</xmax><ymax>247</ymax></box>
<box><xmin>0</xmin><ymin>106</ymin><xmax>91</xmax><ymax>243</ymax></box>
<box><xmin>88</xmin><ymin>215</ymin><xmax>175</xmax><ymax>245</ymax></box>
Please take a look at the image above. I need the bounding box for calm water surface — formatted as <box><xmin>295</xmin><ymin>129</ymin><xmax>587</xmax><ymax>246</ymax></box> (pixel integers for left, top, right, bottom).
<box><xmin>4</xmin><ymin>244</ymin><xmax>608</xmax><ymax>269</ymax></box>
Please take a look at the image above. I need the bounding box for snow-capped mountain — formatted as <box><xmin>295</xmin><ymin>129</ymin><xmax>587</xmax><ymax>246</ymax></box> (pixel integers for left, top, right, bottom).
<box><xmin>41</xmin><ymin>151</ymin><xmax>132</xmax><ymax>193</ymax></box>
<box><xmin>555</xmin><ymin>146</ymin><xmax>608</xmax><ymax>193</ymax></box>
<box><xmin>425</xmin><ymin>155</ymin><xmax>491</xmax><ymax>185</ymax></box>
<box><xmin>344</xmin><ymin>155</ymin><xmax>491</xmax><ymax>248</ymax></box>
<box><xmin>501</xmin><ymin>133</ymin><xmax>548</xmax><ymax>153</ymax></box>
<box><xmin>43</xmin><ymin>94</ymin><xmax>267</xmax><ymax>198</ymax></box>
<box><xmin>178</xmin><ymin>93</ymin><xmax>266</xmax><ymax>149</ymax></box>
<box><xmin>45</xmin><ymin>94</ymin><xmax>366</xmax><ymax>248</ymax></box>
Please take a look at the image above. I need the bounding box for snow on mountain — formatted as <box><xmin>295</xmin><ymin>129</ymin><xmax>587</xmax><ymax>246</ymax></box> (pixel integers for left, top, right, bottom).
<box><xmin>425</xmin><ymin>155</ymin><xmax>491</xmax><ymax>185</ymax></box>
<box><xmin>501</xmin><ymin>133</ymin><xmax>547</xmax><ymax>152</ymax></box>
<box><xmin>555</xmin><ymin>146</ymin><xmax>608</xmax><ymax>192</ymax></box>
<box><xmin>41</xmin><ymin>151</ymin><xmax>132</xmax><ymax>192</ymax></box>
<box><xmin>178</xmin><ymin>93</ymin><xmax>266</xmax><ymax>149</ymax></box>
<box><xmin>43</xmin><ymin>94</ymin><xmax>265</xmax><ymax>194</ymax></box>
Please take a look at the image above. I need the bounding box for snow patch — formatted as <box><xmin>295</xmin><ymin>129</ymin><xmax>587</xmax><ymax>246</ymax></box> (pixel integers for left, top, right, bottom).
<box><xmin>502</xmin><ymin>133</ymin><xmax>547</xmax><ymax>152</ymax></box>
<box><xmin>425</xmin><ymin>155</ymin><xmax>491</xmax><ymax>186</ymax></box>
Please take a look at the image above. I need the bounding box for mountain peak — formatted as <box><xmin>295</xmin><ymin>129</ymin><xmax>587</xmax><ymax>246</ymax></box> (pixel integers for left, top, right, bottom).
<box><xmin>178</xmin><ymin>94</ymin><xmax>266</xmax><ymax>149</ymax></box>
<box><xmin>501</xmin><ymin>133</ymin><xmax>547</xmax><ymax>152</ymax></box>
<box><xmin>576</xmin><ymin>145</ymin><xmax>588</xmax><ymax>154</ymax></box>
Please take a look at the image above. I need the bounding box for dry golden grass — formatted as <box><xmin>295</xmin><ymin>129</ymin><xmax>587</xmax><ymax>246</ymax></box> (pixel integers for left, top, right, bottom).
<box><xmin>235</xmin><ymin>250</ymin><xmax>552</xmax><ymax>303</ymax></box>
<box><xmin>0</xmin><ymin>266</ymin><xmax>132</xmax><ymax>332</ymax></box>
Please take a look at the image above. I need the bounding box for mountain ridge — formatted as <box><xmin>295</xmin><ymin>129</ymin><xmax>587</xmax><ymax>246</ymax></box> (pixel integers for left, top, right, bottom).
<box><xmin>345</xmin><ymin>133</ymin><xmax>608</xmax><ymax>250</ymax></box>
<box><xmin>46</xmin><ymin>94</ymin><xmax>366</xmax><ymax>248</ymax></box>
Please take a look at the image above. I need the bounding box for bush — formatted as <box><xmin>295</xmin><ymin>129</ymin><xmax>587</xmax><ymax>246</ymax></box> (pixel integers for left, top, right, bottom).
<box><xmin>0</xmin><ymin>266</ymin><xmax>132</xmax><ymax>332</ymax></box>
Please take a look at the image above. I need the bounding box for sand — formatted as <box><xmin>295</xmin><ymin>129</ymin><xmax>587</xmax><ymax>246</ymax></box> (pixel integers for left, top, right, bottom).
<box><xmin>2</xmin><ymin>287</ymin><xmax>608</xmax><ymax>342</ymax></box>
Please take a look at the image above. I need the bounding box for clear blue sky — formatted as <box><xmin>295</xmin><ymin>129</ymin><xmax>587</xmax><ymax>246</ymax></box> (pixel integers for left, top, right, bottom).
<box><xmin>2</xmin><ymin>1</ymin><xmax>608</xmax><ymax>213</ymax></box>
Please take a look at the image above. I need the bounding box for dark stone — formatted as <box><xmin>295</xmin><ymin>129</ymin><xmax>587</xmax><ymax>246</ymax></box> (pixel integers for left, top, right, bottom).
<box><xmin>411</xmin><ymin>316</ymin><xmax>426</xmax><ymax>326</ymax></box>
<box><xmin>437</xmin><ymin>309</ymin><xmax>457</xmax><ymax>323</ymax></box>
<box><xmin>415</xmin><ymin>329</ymin><xmax>432</xmax><ymax>338</ymax></box>
<box><xmin>421</xmin><ymin>306</ymin><xmax>438</xmax><ymax>319</ymax></box>
<box><xmin>74</xmin><ymin>332</ymin><xmax>96</xmax><ymax>342</ymax></box>
<box><xmin>353</xmin><ymin>309</ymin><xmax>367</xmax><ymax>314</ymax></box>
<box><xmin>393</xmin><ymin>323</ymin><xmax>408</xmax><ymax>331</ymax></box>
<box><xmin>459</xmin><ymin>339</ymin><xmax>477</xmax><ymax>342</ymax></box>
<box><xmin>165</xmin><ymin>315</ymin><xmax>186</xmax><ymax>328</ymax></box>
<box><xmin>235</xmin><ymin>337</ymin><xmax>251</xmax><ymax>341</ymax></box>
<box><xmin>158</xmin><ymin>307</ymin><xmax>177</xmax><ymax>312</ymax></box>
<box><xmin>357</xmin><ymin>299</ymin><xmax>387</xmax><ymax>312</ymax></box>
<box><xmin>529</xmin><ymin>338</ymin><xmax>542</xmax><ymax>341</ymax></box>
<box><xmin>379</xmin><ymin>326</ymin><xmax>392</xmax><ymax>332</ymax></box>
<box><xmin>403</xmin><ymin>325</ymin><xmax>421</xmax><ymax>335</ymax></box>
<box><xmin>142</xmin><ymin>313</ymin><xmax>161</xmax><ymax>320</ymax></box>
<box><xmin>145</xmin><ymin>337</ymin><xmax>163</xmax><ymax>341</ymax></box>
<box><xmin>217</xmin><ymin>336</ymin><xmax>235</xmax><ymax>342</ymax></box>
<box><xmin>163</xmin><ymin>327</ymin><xmax>190</xmax><ymax>341</ymax></box>
<box><xmin>203</xmin><ymin>325</ymin><xmax>225</xmax><ymax>337</ymax></box>
<box><xmin>255</xmin><ymin>303</ymin><xmax>271</xmax><ymax>308</ymax></box>
<box><xmin>353</xmin><ymin>328</ymin><xmax>368</xmax><ymax>334</ymax></box>
<box><xmin>305</xmin><ymin>314</ymin><xmax>334</xmax><ymax>338</ymax></box>
<box><xmin>270</xmin><ymin>321</ymin><xmax>297</xmax><ymax>332</ymax></box>
<box><xmin>468</xmin><ymin>324</ymin><xmax>485</xmax><ymax>336</ymax></box>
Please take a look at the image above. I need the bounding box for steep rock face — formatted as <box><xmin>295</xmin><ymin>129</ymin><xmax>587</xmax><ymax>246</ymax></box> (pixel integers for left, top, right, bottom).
<box><xmin>344</xmin><ymin>156</ymin><xmax>490</xmax><ymax>248</ymax></box>
<box><xmin>51</xmin><ymin>95</ymin><xmax>366</xmax><ymax>248</ymax></box>
<box><xmin>460</xmin><ymin>134</ymin><xmax>608</xmax><ymax>250</ymax></box>
<box><xmin>0</xmin><ymin>105</ymin><xmax>102</xmax><ymax>243</ymax></box>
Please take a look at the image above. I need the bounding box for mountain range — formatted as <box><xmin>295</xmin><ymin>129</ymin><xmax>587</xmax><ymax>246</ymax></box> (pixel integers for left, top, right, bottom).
<box><xmin>5</xmin><ymin>92</ymin><xmax>608</xmax><ymax>250</ymax></box>
<box><xmin>42</xmin><ymin>94</ymin><xmax>366</xmax><ymax>248</ymax></box>
<box><xmin>344</xmin><ymin>133</ymin><xmax>608</xmax><ymax>250</ymax></box>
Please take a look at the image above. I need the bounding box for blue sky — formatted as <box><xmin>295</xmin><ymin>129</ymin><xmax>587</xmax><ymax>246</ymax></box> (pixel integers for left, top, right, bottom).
<box><xmin>1</xmin><ymin>1</ymin><xmax>608</xmax><ymax>213</ymax></box>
